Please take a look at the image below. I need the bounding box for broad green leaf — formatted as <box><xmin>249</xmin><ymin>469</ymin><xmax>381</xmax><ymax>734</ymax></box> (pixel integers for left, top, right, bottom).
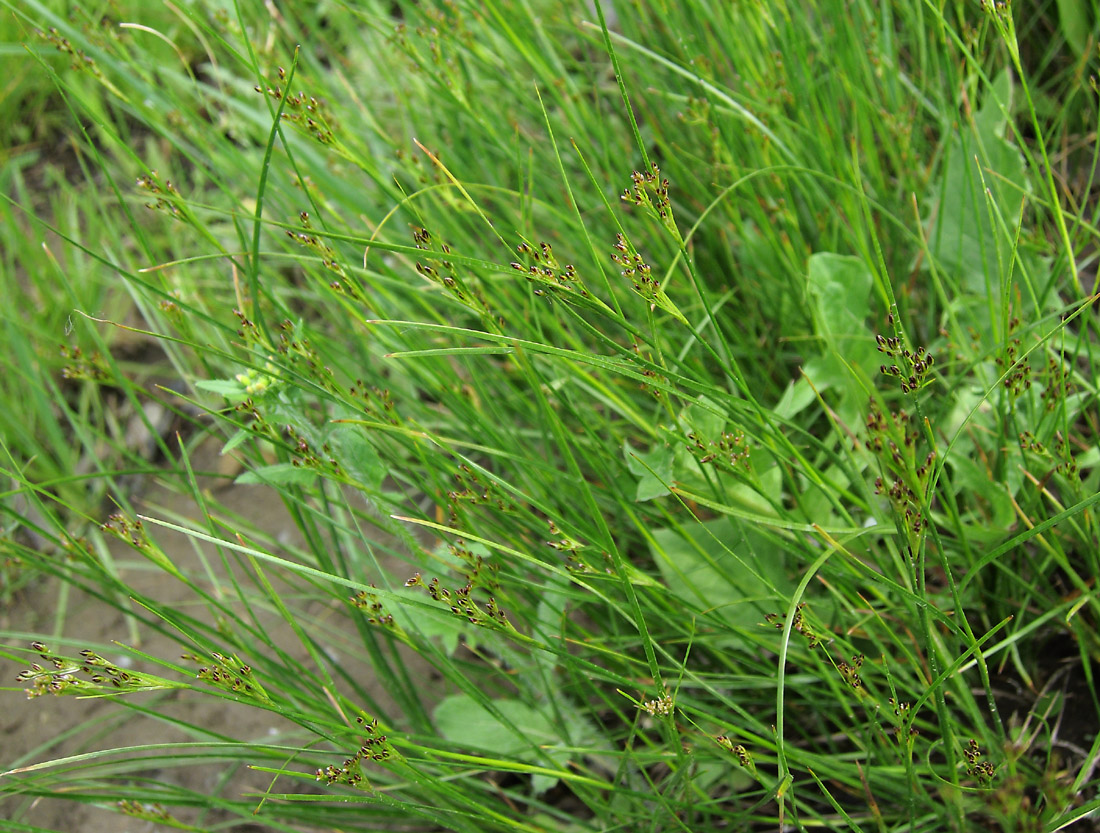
<box><xmin>1055</xmin><ymin>0</ymin><xmax>1093</xmax><ymax>57</ymax></box>
<box><xmin>330</xmin><ymin>424</ymin><xmax>387</xmax><ymax>492</ymax></box>
<box><xmin>195</xmin><ymin>378</ymin><xmax>247</xmax><ymax>398</ymax></box>
<box><xmin>799</xmin><ymin>253</ymin><xmax>878</xmax><ymax>429</ymax></box>
<box><xmin>390</xmin><ymin>587</ymin><xmax>466</xmax><ymax>656</ymax></box>
<box><xmin>947</xmin><ymin>455</ymin><xmax>1015</xmax><ymax>539</ymax></box>
<box><xmin>650</xmin><ymin>518</ymin><xmax>790</xmax><ymax>629</ymax></box>
<box><xmin>771</xmin><ymin>253</ymin><xmax>879</xmax><ymax>426</ymax></box>
<box><xmin>806</xmin><ymin>253</ymin><xmax>877</xmax><ymax>380</ymax></box>
<box><xmin>683</xmin><ymin>395</ymin><xmax>727</xmax><ymax>440</ymax></box>
<box><xmin>623</xmin><ymin>439</ymin><xmax>674</xmax><ymax>501</ymax></box>
<box><xmin>221</xmin><ymin>428</ymin><xmax>250</xmax><ymax>454</ymax></box>
<box><xmin>433</xmin><ymin>694</ymin><xmax>569</xmax><ymax>793</ymax></box>
<box><xmin>774</xmin><ymin>373</ymin><xmax>819</xmax><ymax>420</ymax></box>
<box><xmin>536</xmin><ymin>581</ymin><xmax>571</xmax><ymax>639</ymax></box>
<box><xmin>236</xmin><ymin>462</ymin><xmax>317</xmax><ymax>485</ymax></box>
<box><xmin>927</xmin><ymin>70</ymin><xmax>1027</xmax><ymax>295</ymax></box>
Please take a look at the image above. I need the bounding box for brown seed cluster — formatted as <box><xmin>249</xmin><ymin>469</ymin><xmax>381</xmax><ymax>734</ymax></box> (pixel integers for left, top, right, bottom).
<box><xmin>888</xmin><ymin>697</ymin><xmax>919</xmax><ymax>744</ymax></box>
<box><xmin>876</xmin><ymin>333</ymin><xmax>935</xmax><ymax>394</ymax></box>
<box><xmin>230</xmin><ymin>314</ymin><xmax>340</xmax><ymax>397</ymax></box>
<box><xmin>230</xmin><ymin>377</ymin><xmax>345</xmax><ymax>478</ymax></box>
<box><xmin>273</xmin><ymin>318</ymin><xmax>340</xmax><ymax>393</ymax></box>
<box><xmin>405</xmin><ymin>571</ymin><xmax>512</xmax><ymax>630</ymax></box>
<box><xmin>686</xmin><ymin>429</ymin><xmax>751</xmax><ymax>471</ymax></box>
<box><xmin>286</xmin><ymin>210</ymin><xmax>348</xmax><ymax>282</ymax></box>
<box><xmin>135</xmin><ymin>169</ymin><xmax>193</xmax><ymax>224</ymax></box>
<box><xmin>612</xmin><ymin>233</ymin><xmax>660</xmax><ymax>304</ymax></box>
<box><xmin>865</xmin><ymin>399</ymin><xmax>935</xmax><ymax>539</ymax></box>
<box><xmin>16</xmin><ymin>642</ymin><xmax>170</xmax><ymax>698</ymax></box>
<box><xmin>628</xmin><ymin>339</ymin><xmax>669</xmax><ymax>401</ymax></box>
<box><xmin>764</xmin><ymin>602</ymin><xmax>821</xmax><ymax>649</ymax></box>
<box><xmin>993</xmin><ymin>318</ymin><xmax>1033</xmax><ymax>400</ymax></box>
<box><xmin>188</xmin><ymin>651</ymin><xmax>270</xmax><ymax>703</ymax></box>
<box><xmin>547</xmin><ymin>519</ymin><xmax>613</xmax><ymax>575</ymax></box>
<box><xmin>100</xmin><ymin>513</ymin><xmax>150</xmax><ymax>549</ymax></box>
<box><xmin>965</xmin><ymin>738</ymin><xmax>996</xmax><ymax>784</ymax></box>
<box><xmin>347</xmin><ymin>380</ymin><xmax>400</xmax><ymax>426</ymax></box>
<box><xmin>227</xmin><ymin>318</ymin><xmax>351</xmax><ymax>472</ymax></box>
<box><xmin>511</xmin><ymin>240</ymin><xmax>588</xmax><ymax>301</ymax></box>
<box><xmin>136</xmin><ymin>170</ymin><xmax>186</xmax><ymax>220</ymax></box>
<box><xmin>59</xmin><ymin>344</ymin><xmax>111</xmax><ymax>382</ymax></box>
<box><xmin>448</xmin><ymin>464</ymin><xmax>512</xmax><ymax>517</ymax></box>
<box><xmin>1040</xmin><ymin>356</ymin><xmax>1073</xmax><ymax>412</ymax></box>
<box><xmin>315</xmin><ymin>716</ymin><xmax>392</xmax><ymax>787</ymax></box>
<box><xmin>715</xmin><ymin>736</ymin><xmax>756</xmax><ymax>773</ymax></box>
<box><xmin>36</xmin><ymin>27</ymin><xmax>104</xmax><ymax>77</ymax></box>
<box><xmin>350</xmin><ymin>585</ymin><xmax>397</xmax><ymax>629</ymax></box>
<box><xmin>256</xmin><ymin>66</ymin><xmax>336</xmax><ymax>145</ymax></box>
<box><xmin>837</xmin><ymin>654</ymin><xmax>864</xmax><ymax>690</ymax></box>
<box><xmin>621</xmin><ymin>162</ymin><xmax>677</xmax><ymax>236</ymax></box>
<box><xmin>1052</xmin><ymin>431</ymin><xmax>1080</xmax><ymax>480</ymax></box>
<box><xmin>412</xmin><ymin>226</ymin><xmax>492</xmax><ymax>314</ymax></box>
<box><xmin>285</xmin><ymin>422</ymin><xmax>342</xmax><ymax>476</ymax></box>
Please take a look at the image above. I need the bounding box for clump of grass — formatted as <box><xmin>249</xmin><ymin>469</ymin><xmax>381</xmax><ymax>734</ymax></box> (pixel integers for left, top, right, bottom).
<box><xmin>2</xmin><ymin>1</ymin><xmax>1099</xmax><ymax>831</ymax></box>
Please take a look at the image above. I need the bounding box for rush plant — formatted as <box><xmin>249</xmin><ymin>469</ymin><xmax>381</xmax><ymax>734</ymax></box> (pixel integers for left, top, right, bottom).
<box><xmin>1</xmin><ymin>1</ymin><xmax>1098</xmax><ymax>832</ymax></box>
